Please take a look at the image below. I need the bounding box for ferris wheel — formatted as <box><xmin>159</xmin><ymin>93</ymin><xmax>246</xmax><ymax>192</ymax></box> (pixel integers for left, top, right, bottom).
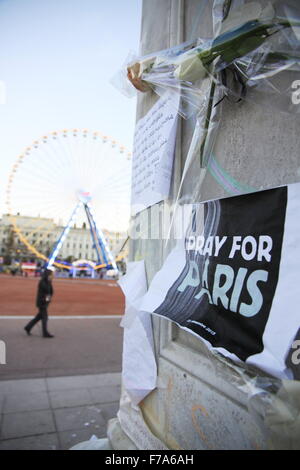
<box><xmin>5</xmin><ymin>129</ymin><xmax>132</xmax><ymax>271</ymax></box>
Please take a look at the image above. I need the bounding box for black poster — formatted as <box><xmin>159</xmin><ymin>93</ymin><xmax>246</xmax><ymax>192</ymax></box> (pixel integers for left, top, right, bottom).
<box><xmin>155</xmin><ymin>187</ymin><xmax>287</xmax><ymax>361</ymax></box>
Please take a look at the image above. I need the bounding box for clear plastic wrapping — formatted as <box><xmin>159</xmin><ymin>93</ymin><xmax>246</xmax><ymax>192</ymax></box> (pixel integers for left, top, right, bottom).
<box><xmin>200</xmin><ymin>345</ymin><xmax>300</xmax><ymax>449</ymax></box>
<box><xmin>116</xmin><ymin>0</ymin><xmax>300</xmax><ymax>118</ymax></box>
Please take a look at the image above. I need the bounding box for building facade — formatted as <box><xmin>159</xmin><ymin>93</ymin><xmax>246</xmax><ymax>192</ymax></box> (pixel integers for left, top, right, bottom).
<box><xmin>0</xmin><ymin>213</ymin><xmax>127</xmax><ymax>265</ymax></box>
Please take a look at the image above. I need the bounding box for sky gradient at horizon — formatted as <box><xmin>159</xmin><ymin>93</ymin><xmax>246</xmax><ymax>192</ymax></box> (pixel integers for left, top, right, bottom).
<box><xmin>0</xmin><ymin>0</ymin><xmax>142</xmax><ymax>218</ymax></box>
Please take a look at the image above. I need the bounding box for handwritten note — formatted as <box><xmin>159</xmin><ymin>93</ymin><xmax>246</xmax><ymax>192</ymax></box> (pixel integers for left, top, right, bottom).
<box><xmin>131</xmin><ymin>92</ymin><xmax>179</xmax><ymax>214</ymax></box>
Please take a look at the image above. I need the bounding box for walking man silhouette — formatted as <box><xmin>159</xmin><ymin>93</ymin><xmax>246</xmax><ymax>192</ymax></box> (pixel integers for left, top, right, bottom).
<box><xmin>24</xmin><ymin>266</ymin><xmax>55</xmax><ymax>338</ymax></box>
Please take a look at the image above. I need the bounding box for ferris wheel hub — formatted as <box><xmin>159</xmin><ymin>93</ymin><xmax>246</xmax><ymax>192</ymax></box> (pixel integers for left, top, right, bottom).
<box><xmin>77</xmin><ymin>190</ymin><xmax>92</xmax><ymax>204</ymax></box>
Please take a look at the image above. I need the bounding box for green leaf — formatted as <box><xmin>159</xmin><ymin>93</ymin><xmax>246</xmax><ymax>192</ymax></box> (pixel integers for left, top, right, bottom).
<box><xmin>225</xmin><ymin>36</ymin><xmax>266</xmax><ymax>63</ymax></box>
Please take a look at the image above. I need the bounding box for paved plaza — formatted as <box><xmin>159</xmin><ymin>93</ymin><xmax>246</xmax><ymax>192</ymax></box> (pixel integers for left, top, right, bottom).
<box><xmin>0</xmin><ymin>276</ymin><xmax>124</xmax><ymax>449</ymax></box>
<box><xmin>0</xmin><ymin>372</ymin><xmax>121</xmax><ymax>450</ymax></box>
<box><xmin>0</xmin><ymin>317</ymin><xmax>123</xmax><ymax>380</ymax></box>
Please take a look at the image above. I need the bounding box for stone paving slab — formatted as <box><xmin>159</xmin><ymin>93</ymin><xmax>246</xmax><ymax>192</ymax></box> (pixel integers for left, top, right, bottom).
<box><xmin>3</xmin><ymin>391</ymin><xmax>50</xmax><ymax>414</ymax></box>
<box><xmin>0</xmin><ymin>372</ymin><xmax>121</xmax><ymax>450</ymax></box>
<box><xmin>89</xmin><ymin>385</ymin><xmax>122</xmax><ymax>404</ymax></box>
<box><xmin>49</xmin><ymin>388</ymin><xmax>94</xmax><ymax>409</ymax></box>
<box><xmin>1</xmin><ymin>410</ymin><xmax>56</xmax><ymax>440</ymax></box>
<box><xmin>53</xmin><ymin>405</ymin><xmax>107</xmax><ymax>433</ymax></box>
<box><xmin>0</xmin><ymin>433</ymin><xmax>59</xmax><ymax>451</ymax></box>
<box><xmin>0</xmin><ymin>378</ymin><xmax>47</xmax><ymax>395</ymax></box>
<box><xmin>46</xmin><ymin>372</ymin><xmax>122</xmax><ymax>391</ymax></box>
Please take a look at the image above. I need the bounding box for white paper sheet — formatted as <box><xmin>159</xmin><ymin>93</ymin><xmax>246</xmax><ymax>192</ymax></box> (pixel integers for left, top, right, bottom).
<box><xmin>118</xmin><ymin>261</ymin><xmax>157</xmax><ymax>405</ymax></box>
<box><xmin>131</xmin><ymin>92</ymin><xmax>179</xmax><ymax>215</ymax></box>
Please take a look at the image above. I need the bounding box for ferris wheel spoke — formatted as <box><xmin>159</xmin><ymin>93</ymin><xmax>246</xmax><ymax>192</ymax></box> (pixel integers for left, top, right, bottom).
<box><xmin>10</xmin><ymin>192</ymin><xmax>75</xmax><ymax>215</ymax></box>
<box><xmin>14</xmin><ymin>156</ymin><xmax>66</xmax><ymax>193</ymax></box>
<box><xmin>67</xmin><ymin>133</ymin><xmax>88</xmax><ymax>185</ymax></box>
<box><xmin>60</xmin><ymin>135</ymin><xmax>81</xmax><ymax>185</ymax></box>
<box><xmin>32</xmin><ymin>142</ymin><xmax>68</xmax><ymax>181</ymax></box>
<box><xmin>12</xmin><ymin>161</ymin><xmax>58</xmax><ymax>188</ymax></box>
<box><xmin>89</xmin><ymin>136</ymin><xmax>105</xmax><ymax>186</ymax></box>
<box><xmin>92</xmin><ymin>177</ymin><xmax>131</xmax><ymax>200</ymax></box>
<box><xmin>93</xmin><ymin>173</ymin><xmax>131</xmax><ymax>197</ymax></box>
<box><xmin>45</xmin><ymin>137</ymin><xmax>75</xmax><ymax>179</ymax></box>
<box><xmin>93</xmin><ymin>163</ymin><xmax>132</xmax><ymax>189</ymax></box>
<box><xmin>82</xmin><ymin>134</ymin><xmax>92</xmax><ymax>187</ymax></box>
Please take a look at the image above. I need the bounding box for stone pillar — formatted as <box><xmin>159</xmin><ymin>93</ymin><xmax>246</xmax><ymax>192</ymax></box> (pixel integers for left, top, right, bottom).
<box><xmin>108</xmin><ymin>0</ymin><xmax>300</xmax><ymax>450</ymax></box>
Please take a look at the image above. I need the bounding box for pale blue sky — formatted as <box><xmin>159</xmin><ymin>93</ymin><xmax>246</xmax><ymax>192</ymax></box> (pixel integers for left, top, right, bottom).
<box><xmin>0</xmin><ymin>0</ymin><xmax>142</xmax><ymax>216</ymax></box>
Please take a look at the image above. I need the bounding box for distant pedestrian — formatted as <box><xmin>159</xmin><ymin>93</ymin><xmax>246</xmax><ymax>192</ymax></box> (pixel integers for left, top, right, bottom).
<box><xmin>24</xmin><ymin>267</ymin><xmax>55</xmax><ymax>338</ymax></box>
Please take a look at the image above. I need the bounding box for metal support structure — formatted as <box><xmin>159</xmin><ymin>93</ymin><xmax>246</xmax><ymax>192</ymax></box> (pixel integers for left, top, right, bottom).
<box><xmin>84</xmin><ymin>204</ymin><xmax>108</xmax><ymax>266</ymax></box>
<box><xmin>86</xmin><ymin>202</ymin><xmax>118</xmax><ymax>272</ymax></box>
<box><xmin>46</xmin><ymin>202</ymin><xmax>82</xmax><ymax>268</ymax></box>
<box><xmin>46</xmin><ymin>198</ymin><xmax>118</xmax><ymax>273</ymax></box>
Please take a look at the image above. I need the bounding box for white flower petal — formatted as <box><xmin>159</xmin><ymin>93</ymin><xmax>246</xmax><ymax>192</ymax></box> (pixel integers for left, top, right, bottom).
<box><xmin>174</xmin><ymin>55</ymin><xmax>207</xmax><ymax>82</ymax></box>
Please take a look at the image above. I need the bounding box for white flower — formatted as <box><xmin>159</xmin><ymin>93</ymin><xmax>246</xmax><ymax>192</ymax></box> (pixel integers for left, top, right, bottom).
<box><xmin>174</xmin><ymin>53</ymin><xmax>208</xmax><ymax>82</ymax></box>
